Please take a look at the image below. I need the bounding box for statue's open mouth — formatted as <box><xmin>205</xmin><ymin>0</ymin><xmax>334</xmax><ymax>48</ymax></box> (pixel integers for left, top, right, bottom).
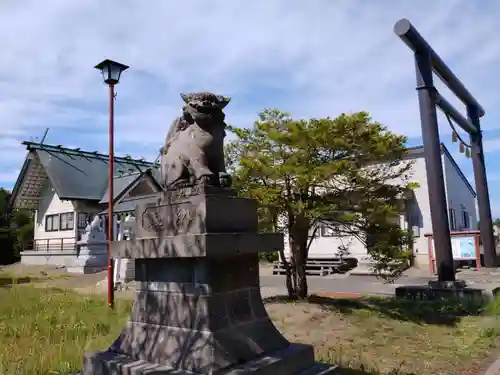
<box><xmin>192</xmin><ymin>102</ymin><xmax>218</xmax><ymax>114</ymax></box>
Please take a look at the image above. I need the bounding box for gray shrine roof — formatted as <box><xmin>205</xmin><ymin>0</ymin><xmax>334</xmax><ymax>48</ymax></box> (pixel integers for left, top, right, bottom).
<box><xmin>99</xmin><ymin>168</ymin><xmax>162</xmax><ymax>205</ymax></box>
<box><xmin>9</xmin><ymin>141</ymin><xmax>161</xmax><ymax>210</ymax></box>
<box><xmin>101</xmin><ymin>193</ymin><xmax>159</xmax><ymax>215</ymax></box>
<box><xmin>100</xmin><ymin>172</ymin><xmax>141</xmax><ymax>204</ymax></box>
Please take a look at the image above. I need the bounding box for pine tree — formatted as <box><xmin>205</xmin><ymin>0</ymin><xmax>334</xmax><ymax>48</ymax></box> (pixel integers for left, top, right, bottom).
<box><xmin>226</xmin><ymin>109</ymin><xmax>416</xmax><ymax>299</ymax></box>
<box><xmin>0</xmin><ymin>188</ymin><xmax>33</xmax><ymax>264</ymax></box>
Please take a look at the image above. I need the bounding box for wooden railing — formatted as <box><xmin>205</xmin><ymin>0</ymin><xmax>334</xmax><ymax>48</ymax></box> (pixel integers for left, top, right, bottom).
<box><xmin>23</xmin><ymin>237</ymin><xmax>77</xmax><ymax>252</ymax></box>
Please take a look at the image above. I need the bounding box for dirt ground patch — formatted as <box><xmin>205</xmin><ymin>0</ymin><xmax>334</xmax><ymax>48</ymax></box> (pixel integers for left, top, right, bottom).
<box><xmin>0</xmin><ymin>262</ymin><xmax>276</xmax><ymax>295</ymax></box>
<box><xmin>263</xmin><ymin>295</ymin><xmax>500</xmax><ymax>374</ymax></box>
<box><xmin>266</xmin><ymin>296</ymin><xmax>500</xmax><ymax>375</ymax></box>
<box><xmin>0</xmin><ymin>263</ymin><xmax>69</xmax><ymax>278</ymax></box>
<box><xmin>0</xmin><ymin>263</ymin><xmax>107</xmax><ymax>290</ymax></box>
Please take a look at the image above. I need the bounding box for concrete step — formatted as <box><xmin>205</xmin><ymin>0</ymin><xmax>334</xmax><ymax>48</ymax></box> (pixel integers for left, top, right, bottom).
<box><xmin>272</xmin><ymin>258</ymin><xmax>356</xmax><ymax>277</ymax></box>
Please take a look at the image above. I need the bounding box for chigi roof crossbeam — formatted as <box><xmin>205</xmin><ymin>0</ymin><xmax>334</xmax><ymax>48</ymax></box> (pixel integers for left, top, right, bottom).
<box><xmin>22</xmin><ymin>141</ymin><xmax>156</xmax><ymax>168</ymax></box>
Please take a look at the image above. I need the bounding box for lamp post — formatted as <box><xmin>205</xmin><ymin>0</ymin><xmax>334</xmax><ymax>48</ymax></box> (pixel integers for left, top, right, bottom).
<box><xmin>94</xmin><ymin>59</ymin><xmax>129</xmax><ymax>308</ymax></box>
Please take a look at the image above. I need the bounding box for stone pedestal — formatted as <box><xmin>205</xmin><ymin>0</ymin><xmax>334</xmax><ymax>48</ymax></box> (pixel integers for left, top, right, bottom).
<box><xmin>67</xmin><ymin>240</ymin><xmax>108</xmax><ymax>274</ymax></box>
<box><xmin>68</xmin><ymin>218</ymin><xmax>108</xmax><ymax>274</ymax></box>
<box><xmin>114</xmin><ymin>258</ymin><xmax>135</xmax><ymax>284</ymax></box>
<box><xmin>82</xmin><ymin>189</ymin><xmax>335</xmax><ymax>374</ymax></box>
<box><xmin>395</xmin><ymin>280</ymin><xmax>493</xmax><ymax>302</ymax></box>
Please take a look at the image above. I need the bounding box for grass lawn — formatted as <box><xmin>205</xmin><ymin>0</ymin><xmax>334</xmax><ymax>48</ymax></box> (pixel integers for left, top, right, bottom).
<box><xmin>1</xmin><ymin>283</ymin><xmax>500</xmax><ymax>375</ymax></box>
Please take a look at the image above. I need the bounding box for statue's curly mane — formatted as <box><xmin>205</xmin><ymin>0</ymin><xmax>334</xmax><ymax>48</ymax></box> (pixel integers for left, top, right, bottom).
<box><xmin>184</xmin><ymin>92</ymin><xmax>219</xmax><ymax>102</ymax></box>
<box><xmin>162</xmin><ymin>92</ymin><xmax>232</xmax><ymax>189</ymax></box>
<box><xmin>181</xmin><ymin>92</ymin><xmax>231</xmax><ymax>111</ymax></box>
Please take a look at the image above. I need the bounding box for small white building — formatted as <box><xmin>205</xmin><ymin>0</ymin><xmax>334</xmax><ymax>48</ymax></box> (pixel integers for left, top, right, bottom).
<box><xmin>8</xmin><ymin>141</ymin><xmax>162</xmax><ymax>269</ymax></box>
<box><xmin>283</xmin><ymin>143</ymin><xmax>477</xmax><ymax>269</ymax></box>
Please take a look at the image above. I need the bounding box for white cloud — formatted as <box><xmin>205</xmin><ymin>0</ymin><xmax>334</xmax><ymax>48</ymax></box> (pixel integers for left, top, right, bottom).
<box><xmin>0</xmin><ymin>171</ymin><xmax>21</xmax><ymax>184</ymax></box>
<box><xmin>483</xmin><ymin>138</ymin><xmax>500</xmax><ymax>153</ymax></box>
<box><xmin>486</xmin><ymin>173</ymin><xmax>500</xmax><ymax>182</ymax></box>
<box><xmin>0</xmin><ymin>137</ymin><xmax>27</xmax><ymax>167</ymax></box>
<box><xmin>1</xmin><ymin>0</ymin><xmax>500</xmax><ymax>192</ymax></box>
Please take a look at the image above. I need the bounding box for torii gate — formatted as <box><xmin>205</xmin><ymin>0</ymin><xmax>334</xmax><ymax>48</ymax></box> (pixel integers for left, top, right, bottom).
<box><xmin>394</xmin><ymin>19</ymin><xmax>497</xmax><ymax>281</ymax></box>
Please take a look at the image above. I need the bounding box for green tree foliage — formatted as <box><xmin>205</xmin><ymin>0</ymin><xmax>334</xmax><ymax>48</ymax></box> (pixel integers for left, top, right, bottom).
<box><xmin>0</xmin><ymin>187</ymin><xmax>33</xmax><ymax>264</ymax></box>
<box><xmin>0</xmin><ymin>188</ymin><xmax>9</xmax><ymax>218</ymax></box>
<box><xmin>226</xmin><ymin>109</ymin><xmax>416</xmax><ymax>299</ymax></box>
<box><xmin>0</xmin><ymin>188</ymin><xmax>14</xmax><ymax>264</ymax></box>
<box><xmin>478</xmin><ymin>219</ymin><xmax>500</xmax><ymax>230</ymax></box>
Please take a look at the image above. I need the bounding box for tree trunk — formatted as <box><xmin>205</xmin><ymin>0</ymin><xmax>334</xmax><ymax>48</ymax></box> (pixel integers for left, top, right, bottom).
<box><xmin>289</xmin><ymin>216</ymin><xmax>309</xmax><ymax>300</ymax></box>
<box><xmin>296</xmin><ymin>242</ymin><xmax>308</xmax><ymax>299</ymax></box>
<box><xmin>290</xmin><ymin>239</ymin><xmax>308</xmax><ymax>299</ymax></box>
<box><xmin>288</xmin><ymin>234</ymin><xmax>299</xmax><ymax>297</ymax></box>
<box><xmin>278</xmin><ymin>247</ymin><xmax>295</xmax><ymax>299</ymax></box>
<box><xmin>272</xmin><ymin>207</ymin><xmax>295</xmax><ymax>299</ymax></box>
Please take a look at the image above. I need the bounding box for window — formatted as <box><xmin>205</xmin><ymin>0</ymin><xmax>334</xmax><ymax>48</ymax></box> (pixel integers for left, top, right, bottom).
<box><xmin>409</xmin><ymin>212</ymin><xmax>420</xmax><ymax>237</ymax></box>
<box><xmin>45</xmin><ymin>214</ymin><xmax>59</xmax><ymax>232</ymax></box>
<box><xmin>60</xmin><ymin>212</ymin><xmax>74</xmax><ymax>231</ymax></box>
<box><xmin>320</xmin><ymin>223</ymin><xmax>335</xmax><ymax>237</ymax></box>
<box><xmin>449</xmin><ymin>209</ymin><xmax>457</xmax><ymax>231</ymax></box>
<box><xmin>78</xmin><ymin>213</ymin><xmax>90</xmax><ymax>229</ymax></box>
<box><xmin>409</xmin><ymin>213</ymin><xmax>419</xmax><ymax>227</ymax></box>
<box><xmin>308</xmin><ymin>225</ymin><xmax>320</xmax><ymax>238</ymax></box>
<box><xmin>462</xmin><ymin>211</ymin><xmax>470</xmax><ymax>230</ymax></box>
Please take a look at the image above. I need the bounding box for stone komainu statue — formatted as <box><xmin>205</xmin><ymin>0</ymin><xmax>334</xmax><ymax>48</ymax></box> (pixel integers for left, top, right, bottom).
<box><xmin>161</xmin><ymin>92</ymin><xmax>232</xmax><ymax>189</ymax></box>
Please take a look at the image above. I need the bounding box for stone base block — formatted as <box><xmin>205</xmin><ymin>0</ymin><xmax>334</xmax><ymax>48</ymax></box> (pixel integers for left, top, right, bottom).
<box><xmin>20</xmin><ymin>250</ymin><xmax>77</xmax><ymax>267</ymax></box>
<box><xmin>83</xmin><ymin>343</ymin><xmax>336</xmax><ymax>374</ymax></box>
<box><xmin>112</xmin><ymin>233</ymin><xmax>283</xmax><ymax>259</ymax></box>
<box><xmin>66</xmin><ymin>265</ymin><xmax>107</xmax><ymax>274</ymax></box>
<box><xmin>114</xmin><ymin>258</ymin><xmax>135</xmax><ymax>283</ymax></box>
<box><xmin>68</xmin><ymin>248</ymin><xmax>108</xmax><ymax>274</ymax></box>
<box><xmin>395</xmin><ymin>284</ymin><xmax>493</xmax><ymax>302</ymax></box>
<box><xmin>427</xmin><ymin>280</ymin><xmax>467</xmax><ymax>289</ymax></box>
<box><xmin>298</xmin><ymin>364</ymin><xmax>338</xmax><ymax>374</ymax></box>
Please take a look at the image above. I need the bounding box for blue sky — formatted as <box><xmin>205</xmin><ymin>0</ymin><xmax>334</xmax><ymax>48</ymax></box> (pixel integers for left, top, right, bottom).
<box><xmin>1</xmin><ymin>1</ymin><xmax>500</xmax><ymax>214</ymax></box>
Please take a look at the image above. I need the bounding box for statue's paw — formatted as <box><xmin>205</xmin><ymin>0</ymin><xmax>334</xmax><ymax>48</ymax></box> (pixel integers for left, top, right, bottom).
<box><xmin>219</xmin><ymin>172</ymin><xmax>232</xmax><ymax>188</ymax></box>
<box><xmin>195</xmin><ymin>175</ymin><xmax>215</xmax><ymax>186</ymax></box>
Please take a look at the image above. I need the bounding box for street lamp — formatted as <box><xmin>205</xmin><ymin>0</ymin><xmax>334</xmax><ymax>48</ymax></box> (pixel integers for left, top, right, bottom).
<box><xmin>95</xmin><ymin>59</ymin><xmax>129</xmax><ymax>309</ymax></box>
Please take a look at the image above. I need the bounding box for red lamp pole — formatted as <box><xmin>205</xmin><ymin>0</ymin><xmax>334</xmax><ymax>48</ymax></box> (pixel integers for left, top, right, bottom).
<box><xmin>107</xmin><ymin>82</ymin><xmax>115</xmax><ymax>309</ymax></box>
<box><xmin>95</xmin><ymin>59</ymin><xmax>129</xmax><ymax>309</ymax></box>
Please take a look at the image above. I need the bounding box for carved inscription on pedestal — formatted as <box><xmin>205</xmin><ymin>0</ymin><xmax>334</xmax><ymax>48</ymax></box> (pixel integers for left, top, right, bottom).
<box><xmin>141</xmin><ymin>202</ymin><xmax>196</xmax><ymax>236</ymax></box>
<box><xmin>174</xmin><ymin>207</ymin><xmax>194</xmax><ymax>231</ymax></box>
<box><xmin>143</xmin><ymin>205</ymin><xmax>165</xmax><ymax>232</ymax></box>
